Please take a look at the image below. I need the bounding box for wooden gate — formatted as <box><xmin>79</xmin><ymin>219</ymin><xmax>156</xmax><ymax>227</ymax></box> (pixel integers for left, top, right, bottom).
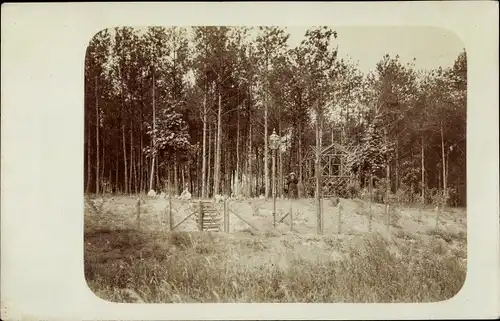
<box><xmin>196</xmin><ymin>200</ymin><xmax>223</xmax><ymax>232</ymax></box>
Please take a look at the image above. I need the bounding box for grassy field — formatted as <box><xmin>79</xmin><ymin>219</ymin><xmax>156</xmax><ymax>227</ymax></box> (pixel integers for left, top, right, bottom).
<box><xmin>84</xmin><ymin>195</ymin><xmax>467</xmax><ymax>303</ymax></box>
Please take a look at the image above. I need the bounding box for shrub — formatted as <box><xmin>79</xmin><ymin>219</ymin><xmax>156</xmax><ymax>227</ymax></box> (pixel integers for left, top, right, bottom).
<box><xmin>346</xmin><ymin>182</ymin><xmax>361</xmax><ymax>199</ymax></box>
<box><xmin>427</xmin><ymin>228</ymin><xmax>466</xmax><ymax>243</ymax></box>
<box><xmin>359</xmin><ymin>188</ymin><xmax>371</xmax><ymax>201</ymax></box>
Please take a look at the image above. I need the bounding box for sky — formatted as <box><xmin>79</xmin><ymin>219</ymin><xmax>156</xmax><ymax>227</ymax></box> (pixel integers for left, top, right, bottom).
<box><xmin>109</xmin><ymin>26</ymin><xmax>465</xmax><ymax>75</ymax></box>
<box><xmin>283</xmin><ymin>26</ymin><xmax>465</xmax><ymax>74</ymax></box>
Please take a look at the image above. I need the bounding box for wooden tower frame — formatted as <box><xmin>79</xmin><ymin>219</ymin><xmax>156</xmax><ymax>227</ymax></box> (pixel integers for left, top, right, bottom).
<box><xmin>302</xmin><ymin>142</ymin><xmax>351</xmax><ymax>198</ymax></box>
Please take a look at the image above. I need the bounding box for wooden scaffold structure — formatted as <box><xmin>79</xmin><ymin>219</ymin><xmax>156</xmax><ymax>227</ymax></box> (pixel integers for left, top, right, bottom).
<box><xmin>302</xmin><ymin>142</ymin><xmax>352</xmax><ymax>198</ymax></box>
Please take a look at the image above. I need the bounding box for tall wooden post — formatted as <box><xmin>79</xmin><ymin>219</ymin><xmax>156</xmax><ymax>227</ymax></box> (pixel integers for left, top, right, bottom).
<box><xmin>435</xmin><ymin>205</ymin><xmax>440</xmax><ymax>229</ymax></box>
<box><xmin>320</xmin><ymin>198</ymin><xmax>324</xmax><ymax>234</ymax></box>
<box><xmin>168</xmin><ymin>194</ymin><xmax>173</xmax><ymax>231</ymax></box>
<box><xmin>316</xmin><ymin>146</ymin><xmax>323</xmax><ymax>234</ymax></box>
<box><xmin>272</xmin><ymin>149</ymin><xmax>276</xmax><ymax>228</ymax></box>
<box><xmin>337</xmin><ymin>203</ymin><xmax>343</xmax><ymax>234</ymax></box>
<box><xmin>136</xmin><ymin>198</ymin><xmax>141</xmax><ymax>230</ymax></box>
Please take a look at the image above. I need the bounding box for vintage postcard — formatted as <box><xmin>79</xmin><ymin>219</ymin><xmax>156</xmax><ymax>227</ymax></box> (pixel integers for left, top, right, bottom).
<box><xmin>1</xmin><ymin>1</ymin><xmax>499</xmax><ymax>320</ymax></box>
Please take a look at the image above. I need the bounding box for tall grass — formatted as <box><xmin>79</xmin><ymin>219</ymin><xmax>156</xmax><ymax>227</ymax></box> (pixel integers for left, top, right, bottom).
<box><xmin>85</xmin><ymin>228</ymin><xmax>466</xmax><ymax>303</ymax></box>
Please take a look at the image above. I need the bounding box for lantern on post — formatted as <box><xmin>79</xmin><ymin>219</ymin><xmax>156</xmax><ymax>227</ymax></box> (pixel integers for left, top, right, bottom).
<box><xmin>269</xmin><ymin>128</ymin><xmax>280</xmax><ymax>228</ymax></box>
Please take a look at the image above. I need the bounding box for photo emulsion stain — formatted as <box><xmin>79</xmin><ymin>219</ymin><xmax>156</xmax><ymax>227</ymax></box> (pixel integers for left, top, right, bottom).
<box><xmin>83</xmin><ymin>26</ymin><xmax>467</xmax><ymax>303</ymax></box>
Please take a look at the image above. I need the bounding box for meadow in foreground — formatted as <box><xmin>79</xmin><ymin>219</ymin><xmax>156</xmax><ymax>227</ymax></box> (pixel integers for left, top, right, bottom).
<box><xmin>84</xmin><ymin>195</ymin><xmax>466</xmax><ymax>303</ymax></box>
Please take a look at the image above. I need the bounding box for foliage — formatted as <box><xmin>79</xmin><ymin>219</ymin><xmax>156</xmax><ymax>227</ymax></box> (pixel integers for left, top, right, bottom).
<box><xmin>85</xmin><ymin>27</ymin><xmax>466</xmax><ymax>206</ymax></box>
<box><xmin>351</xmin><ymin>115</ymin><xmax>394</xmax><ymax>177</ymax></box>
<box><xmin>143</xmin><ymin>105</ymin><xmax>191</xmax><ymax>158</ymax></box>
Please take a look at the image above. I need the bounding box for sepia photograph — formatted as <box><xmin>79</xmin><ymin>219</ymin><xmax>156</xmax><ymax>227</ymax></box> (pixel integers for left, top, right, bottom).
<box><xmin>3</xmin><ymin>2</ymin><xmax>499</xmax><ymax>320</ymax></box>
<box><xmin>83</xmin><ymin>25</ymin><xmax>468</xmax><ymax>303</ymax></box>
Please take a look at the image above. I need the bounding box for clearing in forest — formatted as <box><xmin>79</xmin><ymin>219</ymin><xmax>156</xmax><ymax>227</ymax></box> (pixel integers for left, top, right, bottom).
<box><xmin>84</xmin><ymin>195</ymin><xmax>467</xmax><ymax>303</ymax></box>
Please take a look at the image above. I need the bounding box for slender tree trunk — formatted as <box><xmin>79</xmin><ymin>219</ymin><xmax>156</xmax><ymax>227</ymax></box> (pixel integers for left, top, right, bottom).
<box><xmin>248</xmin><ymin>122</ymin><xmax>253</xmax><ymax>197</ymax></box>
<box><xmin>195</xmin><ymin>141</ymin><xmax>199</xmax><ymax>197</ymax></box>
<box><xmin>247</xmin><ymin>79</ymin><xmax>253</xmax><ymax>198</ymax></box>
<box><xmin>278</xmin><ymin>122</ymin><xmax>282</xmax><ymax>198</ymax></box>
<box><xmin>272</xmin><ymin>149</ymin><xmax>276</xmax><ymax>214</ymax></box>
<box><xmin>122</xmin><ymin>124</ymin><xmax>128</xmax><ymax>194</ymax></box>
<box><xmin>236</xmin><ymin>101</ymin><xmax>240</xmax><ymax>197</ymax></box>
<box><xmin>133</xmin><ymin>148</ymin><xmax>138</xmax><ymax>194</ymax></box>
<box><xmin>181</xmin><ymin>165</ymin><xmax>185</xmax><ymax>191</ymax></box>
<box><xmin>95</xmin><ymin>76</ymin><xmax>100</xmax><ymax>195</ymax></box>
<box><xmin>207</xmin><ymin>123</ymin><xmax>212</xmax><ymax>198</ymax></box>
<box><xmin>446</xmin><ymin>151</ymin><xmax>450</xmax><ymax>193</ymax></box>
<box><xmin>315</xmin><ymin>108</ymin><xmax>323</xmax><ymax>234</ymax></box>
<box><xmin>264</xmin><ymin>55</ymin><xmax>271</xmax><ymax>199</ymax></box>
<box><xmin>156</xmin><ymin>155</ymin><xmax>160</xmax><ymax>192</ymax></box>
<box><xmin>261</xmin><ymin>149</ymin><xmax>265</xmax><ymax>196</ymax></box>
<box><xmin>369</xmin><ymin>172</ymin><xmax>373</xmax><ymax>232</ymax></box>
<box><xmin>279</xmin><ymin>149</ymin><xmax>283</xmax><ymax>198</ymax></box>
<box><xmin>344</xmin><ymin>83</ymin><xmax>350</xmax><ymax>144</ymax></box>
<box><xmin>384</xmin><ymin>128</ymin><xmax>390</xmax><ymax>182</ymax></box>
<box><xmin>441</xmin><ymin>124</ymin><xmax>446</xmax><ymax>194</ymax></box>
<box><xmin>108</xmin><ymin>168</ymin><xmax>112</xmax><ymax>195</ymax></box>
<box><xmin>438</xmin><ymin>164</ymin><xmax>442</xmax><ymax>190</ymax></box>
<box><xmin>292</xmin><ymin>127</ymin><xmax>297</xmax><ymax>177</ymax></box>
<box><xmin>223</xmin><ymin>113</ymin><xmax>228</xmax><ymax>196</ymax></box>
<box><xmin>201</xmin><ymin>88</ymin><xmax>207</xmax><ymax>198</ymax></box>
<box><xmin>129</xmin><ymin>125</ymin><xmax>133</xmax><ymax>193</ymax></box>
<box><xmin>278</xmin><ymin>98</ymin><xmax>283</xmax><ymax>198</ymax></box>
<box><xmin>101</xmin><ymin>134</ymin><xmax>105</xmax><ymax>191</ymax></box>
<box><xmin>395</xmin><ymin>138</ymin><xmax>399</xmax><ymax>191</ymax></box>
<box><xmin>174</xmin><ymin>157</ymin><xmax>178</xmax><ymax>195</ymax></box>
<box><xmin>264</xmin><ymin>98</ymin><xmax>269</xmax><ymax>199</ymax></box>
<box><xmin>149</xmin><ymin>68</ymin><xmax>156</xmax><ymax>191</ymax></box>
<box><xmin>86</xmin><ymin>126</ymin><xmax>91</xmax><ymax>194</ymax></box>
<box><xmin>198</xmin><ymin>141</ymin><xmax>202</xmax><ymax>197</ymax></box>
<box><xmin>214</xmin><ymin>87</ymin><xmax>222</xmax><ymax>196</ymax></box>
<box><xmin>409</xmin><ymin>149</ymin><xmax>414</xmax><ymax>202</ymax></box>
<box><xmin>166</xmin><ymin>166</ymin><xmax>171</xmax><ymax>195</ymax></box>
<box><xmin>244</xmin><ymin>133</ymin><xmax>249</xmax><ymax>197</ymax></box>
<box><xmin>190</xmin><ymin>162</ymin><xmax>194</xmax><ymax>196</ymax></box>
<box><xmin>140</xmin><ymin>122</ymin><xmax>143</xmax><ymax>193</ymax></box>
<box><xmin>115</xmin><ymin>158</ymin><xmax>119</xmax><ymax>193</ymax></box>
<box><xmin>225</xmin><ymin>145</ymin><xmax>230</xmax><ymax>195</ymax></box>
<box><xmin>256</xmin><ymin>146</ymin><xmax>260</xmax><ymax>196</ymax></box>
<box><xmin>298</xmin><ymin>123</ymin><xmax>303</xmax><ymax>182</ymax></box>
<box><xmin>421</xmin><ymin>134</ymin><xmax>425</xmax><ymax>202</ymax></box>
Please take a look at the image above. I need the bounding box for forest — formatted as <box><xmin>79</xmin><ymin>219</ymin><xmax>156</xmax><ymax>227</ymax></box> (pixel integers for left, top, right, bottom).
<box><xmin>84</xmin><ymin>26</ymin><xmax>467</xmax><ymax>207</ymax></box>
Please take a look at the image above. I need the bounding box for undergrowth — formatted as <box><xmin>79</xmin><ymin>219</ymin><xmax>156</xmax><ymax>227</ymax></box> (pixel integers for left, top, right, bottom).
<box><xmin>85</xmin><ymin>228</ymin><xmax>466</xmax><ymax>303</ymax></box>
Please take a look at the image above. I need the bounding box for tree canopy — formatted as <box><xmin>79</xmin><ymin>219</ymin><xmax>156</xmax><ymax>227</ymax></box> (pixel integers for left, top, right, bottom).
<box><xmin>85</xmin><ymin>26</ymin><xmax>466</xmax><ymax>206</ymax></box>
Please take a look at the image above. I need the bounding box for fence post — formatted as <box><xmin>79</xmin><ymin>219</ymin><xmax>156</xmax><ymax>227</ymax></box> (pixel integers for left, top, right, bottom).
<box><xmin>198</xmin><ymin>201</ymin><xmax>204</xmax><ymax>231</ymax></box>
<box><xmin>385</xmin><ymin>204</ymin><xmax>390</xmax><ymax>231</ymax></box>
<box><xmin>384</xmin><ymin>186</ymin><xmax>390</xmax><ymax>232</ymax></box>
<box><xmin>337</xmin><ymin>203</ymin><xmax>342</xmax><ymax>234</ymax></box>
<box><xmin>289</xmin><ymin>199</ymin><xmax>293</xmax><ymax>231</ymax></box>
<box><xmin>435</xmin><ymin>206</ymin><xmax>440</xmax><ymax>229</ymax></box>
<box><xmin>136</xmin><ymin>198</ymin><xmax>141</xmax><ymax>230</ymax></box>
<box><xmin>224</xmin><ymin>198</ymin><xmax>229</xmax><ymax>233</ymax></box>
<box><xmin>169</xmin><ymin>195</ymin><xmax>174</xmax><ymax>231</ymax></box>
